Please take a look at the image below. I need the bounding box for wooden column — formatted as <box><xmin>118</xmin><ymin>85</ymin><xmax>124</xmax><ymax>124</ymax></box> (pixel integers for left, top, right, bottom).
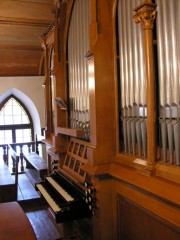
<box><xmin>41</xmin><ymin>40</ymin><xmax>51</xmax><ymax>138</ymax></box>
<box><xmin>41</xmin><ymin>20</ymin><xmax>55</xmax><ymax>138</ymax></box>
<box><xmin>134</xmin><ymin>1</ymin><xmax>157</xmax><ymax>170</ymax></box>
<box><xmin>89</xmin><ymin>0</ymin><xmax>99</xmax><ymax>49</ymax></box>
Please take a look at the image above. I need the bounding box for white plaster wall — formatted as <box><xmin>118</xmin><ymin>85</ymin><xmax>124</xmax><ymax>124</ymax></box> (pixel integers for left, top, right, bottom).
<box><xmin>0</xmin><ymin>76</ymin><xmax>45</xmax><ymax>136</ymax></box>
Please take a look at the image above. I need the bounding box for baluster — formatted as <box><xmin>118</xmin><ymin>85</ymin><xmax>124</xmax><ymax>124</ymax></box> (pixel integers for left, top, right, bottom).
<box><xmin>36</xmin><ymin>136</ymin><xmax>39</xmax><ymax>155</ymax></box>
<box><xmin>19</xmin><ymin>145</ymin><xmax>24</xmax><ymax>172</ymax></box>
<box><xmin>27</xmin><ymin>144</ymin><xmax>31</xmax><ymax>153</ymax></box>
<box><xmin>10</xmin><ymin>145</ymin><xmax>16</xmax><ymax>173</ymax></box>
<box><xmin>6</xmin><ymin>145</ymin><xmax>9</xmax><ymax>165</ymax></box>
<box><xmin>32</xmin><ymin>142</ymin><xmax>35</xmax><ymax>152</ymax></box>
<box><xmin>12</xmin><ymin>155</ymin><xmax>16</xmax><ymax>173</ymax></box>
<box><xmin>36</xmin><ymin>143</ymin><xmax>39</xmax><ymax>155</ymax></box>
<box><xmin>3</xmin><ymin>146</ymin><xmax>7</xmax><ymax>164</ymax></box>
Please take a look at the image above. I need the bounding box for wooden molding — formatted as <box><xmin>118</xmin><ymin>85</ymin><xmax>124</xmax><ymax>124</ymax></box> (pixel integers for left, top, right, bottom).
<box><xmin>56</xmin><ymin>127</ymin><xmax>84</xmax><ymax>137</ymax></box>
<box><xmin>0</xmin><ymin>16</ymin><xmax>51</xmax><ymax>27</ymax></box>
<box><xmin>115</xmin><ymin>154</ymin><xmax>156</xmax><ymax>176</ymax></box>
<box><xmin>0</xmin><ymin>44</ymin><xmax>42</xmax><ymax>51</ymax></box>
<box><xmin>156</xmin><ymin>162</ymin><xmax>180</xmax><ymax>184</ymax></box>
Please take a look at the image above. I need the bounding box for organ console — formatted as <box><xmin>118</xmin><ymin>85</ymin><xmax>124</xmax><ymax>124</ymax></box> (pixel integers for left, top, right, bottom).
<box><xmin>36</xmin><ymin>137</ymin><xmax>94</xmax><ymax>223</ymax></box>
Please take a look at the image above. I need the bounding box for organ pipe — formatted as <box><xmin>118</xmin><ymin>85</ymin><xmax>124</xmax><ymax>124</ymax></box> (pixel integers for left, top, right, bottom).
<box><xmin>118</xmin><ymin>0</ymin><xmax>146</xmax><ymax>156</ymax></box>
<box><xmin>156</xmin><ymin>0</ymin><xmax>180</xmax><ymax>165</ymax></box>
<box><xmin>68</xmin><ymin>0</ymin><xmax>90</xmax><ymax>140</ymax></box>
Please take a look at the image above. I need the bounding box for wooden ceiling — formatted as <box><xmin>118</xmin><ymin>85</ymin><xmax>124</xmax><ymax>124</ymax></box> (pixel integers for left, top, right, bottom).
<box><xmin>0</xmin><ymin>0</ymin><xmax>54</xmax><ymax>76</ymax></box>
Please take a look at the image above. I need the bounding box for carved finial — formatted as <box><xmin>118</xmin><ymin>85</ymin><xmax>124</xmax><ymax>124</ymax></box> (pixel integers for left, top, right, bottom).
<box><xmin>133</xmin><ymin>2</ymin><xmax>157</xmax><ymax>30</ymax></box>
<box><xmin>53</xmin><ymin>0</ymin><xmax>69</xmax><ymax>18</ymax></box>
<box><xmin>54</xmin><ymin>0</ymin><xmax>69</xmax><ymax>8</ymax></box>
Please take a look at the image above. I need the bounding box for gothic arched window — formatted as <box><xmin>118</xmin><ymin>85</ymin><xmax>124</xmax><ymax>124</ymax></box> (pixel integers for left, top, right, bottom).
<box><xmin>0</xmin><ymin>95</ymin><xmax>34</xmax><ymax>144</ymax></box>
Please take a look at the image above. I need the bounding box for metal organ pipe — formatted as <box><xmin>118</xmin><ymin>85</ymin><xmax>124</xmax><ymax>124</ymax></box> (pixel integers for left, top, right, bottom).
<box><xmin>68</xmin><ymin>0</ymin><xmax>90</xmax><ymax>140</ymax></box>
<box><xmin>156</xmin><ymin>0</ymin><xmax>167</xmax><ymax>162</ymax></box>
<box><xmin>118</xmin><ymin>1</ymin><xmax>127</xmax><ymax>152</ymax></box>
<box><xmin>118</xmin><ymin>0</ymin><xmax>146</xmax><ymax>156</ymax></box>
<box><xmin>156</xmin><ymin>0</ymin><xmax>180</xmax><ymax>165</ymax></box>
<box><xmin>169</xmin><ymin>1</ymin><xmax>178</xmax><ymax>104</ymax></box>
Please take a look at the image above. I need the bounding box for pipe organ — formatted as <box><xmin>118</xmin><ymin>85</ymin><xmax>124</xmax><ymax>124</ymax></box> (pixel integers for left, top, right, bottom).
<box><xmin>41</xmin><ymin>0</ymin><xmax>180</xmax><ymax>239</ymax></box>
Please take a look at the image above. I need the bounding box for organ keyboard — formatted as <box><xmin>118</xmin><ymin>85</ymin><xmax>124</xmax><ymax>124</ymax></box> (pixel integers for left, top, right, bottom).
<box><xmin>36</xmin><ymin>183</ymin><xmax>61</xmax><ymax>213</ymax></box>
<box><xmin>36</xmin><ymin>171</ymin><xmax>92</xmax><ymax>223</ymax></box>
<box><xmin>36</xmin><ymin>137</ymin><xmax>94</xmax><ymax>223</ymax></box>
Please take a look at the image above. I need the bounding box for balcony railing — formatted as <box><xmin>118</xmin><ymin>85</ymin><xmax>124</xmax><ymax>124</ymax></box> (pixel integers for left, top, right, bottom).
<box><xmin>0</xmin><ymin>140</ymin><xmax>44</xmax><ymax>174</ymax></box>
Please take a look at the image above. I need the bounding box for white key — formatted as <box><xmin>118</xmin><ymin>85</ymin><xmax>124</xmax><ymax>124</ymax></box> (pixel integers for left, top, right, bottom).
<box><xmin>36</xmin><ymin>184</ymin><xmax>61</xmax><ymax>212</ymax></box>
<box><xmin>46</xmin><ymin>177</ymin><xmax>74</xmax><ymax>202</ymax></box>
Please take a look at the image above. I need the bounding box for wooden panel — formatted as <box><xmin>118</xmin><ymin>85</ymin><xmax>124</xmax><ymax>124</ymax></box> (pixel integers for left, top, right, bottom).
<box><xmin>156</xmin><ymin>162</ymin><xmax>180</xmax><ymax>184</ymax></box>
<box><xmin>0</xmin><ymin>0</ymin><xmax>53</xmax><ymax>21</ymax></box>
<box><xmin>117</xmin><ymin>196</ymin><xmax>180</xmax><ymax>240</ymax></box>
<box><xmin>0</xmin><ymin>48</ymin><xmax>42</xmax><ymax>76</ymax></box>
<box><xmin>0</xmin><ymin>0</ymin><xmax>53</xmax><ymax>76</ymax></box>
<box><xmin>0</xmin><ymin>163</ymin><xmax>14</xmax><ymax>185</ymax></box>
<box><xmin>56</xmin><ymin>127</ymin><xmax>84</xmax><ymax>137</ymax></box>
<box><xmin>0</xmin><ymin>66</ymin><xmax>39</xmax><ymax>77</ymax></box>
<box><xmin>0</xmin><ymin>184</ymin><xmax>17</xmax><ymax>202</ymax></box>
<box><xmin>62</xmin><ymin>137</ymin><xmax>90</xmax><ymax>182</ymax></box>
<box><xmin>0</xmin><ymin>162</ymin><xmax>17</xmax><ymax>202</ymax></box>
<box><xmin>0</xmin><ymin>49</ymin><xmax>42</xmax><ymax>64</ymax></box>
<box><xmin>16</xmin><ymin>0</ymin><xmax>52</xmax><ymax>3</ymax></box>
<box><xmin>0</xmin><ymin>25</ymin><xmax>47</xmax><ymax>46</ymax></box>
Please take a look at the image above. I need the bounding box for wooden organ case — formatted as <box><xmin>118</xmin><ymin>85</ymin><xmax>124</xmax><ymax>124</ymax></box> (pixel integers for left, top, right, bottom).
<box><xmin>38</xmin><ymin>0</ymin><xmax>95</xmax><ymax>238</ymax></box>
<box><xmin>40</xmin><ymin>0</ymin><xmax>180</xmax><ymax>240</ymax></box>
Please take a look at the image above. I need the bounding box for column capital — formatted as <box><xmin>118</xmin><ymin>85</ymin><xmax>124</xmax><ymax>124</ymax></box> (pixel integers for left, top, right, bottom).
<box><xmin>133</xmin><ymin>2</ymin><xmax>157</xmax><ymax>30</ymax></box>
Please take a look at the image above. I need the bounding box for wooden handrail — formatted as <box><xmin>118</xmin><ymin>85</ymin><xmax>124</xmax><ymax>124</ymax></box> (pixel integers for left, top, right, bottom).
<box><xmin>0</xmin><ymin>140</ymin><xmax>45</xmax><ymax>174</ymax></box>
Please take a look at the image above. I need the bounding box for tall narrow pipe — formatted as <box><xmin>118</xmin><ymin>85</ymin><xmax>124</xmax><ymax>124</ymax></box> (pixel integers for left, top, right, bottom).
<box><xmin>118</xmin><ymin>0</ymin><xmax>146</xmax><ymax>156</ymax></box>
<box><xmin>68</xmin><ymin>0</ymin><xmax>90</xmax><ymax>135</ymax></box>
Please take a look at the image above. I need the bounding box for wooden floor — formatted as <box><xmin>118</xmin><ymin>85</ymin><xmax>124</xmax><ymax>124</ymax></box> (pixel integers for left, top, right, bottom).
<box><xmin>15</xmin><ymin>174</ymin><xmax>93</xmax><ymax>240</ymax></box>
<box><xmin>17</xmin><ymin>173</ymin><xmax>40</xmax><ymax>201</ymax></box>
<box><xmin>24</xmin><ymin>205</ymin><xmax>63</xmax><ymax>240</ymax></box>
